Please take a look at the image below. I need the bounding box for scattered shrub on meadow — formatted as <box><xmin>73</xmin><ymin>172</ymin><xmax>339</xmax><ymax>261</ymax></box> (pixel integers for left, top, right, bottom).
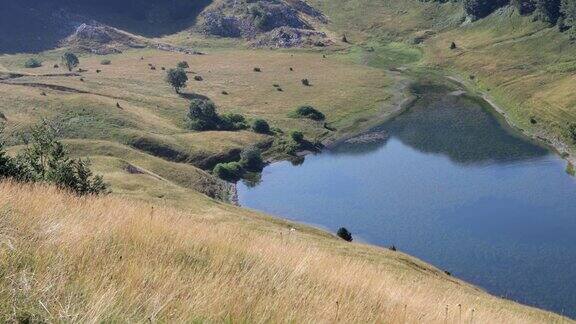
<box><xmin>188</xmin><ymin>98</ymin><xmax>220</xmax><ymax>131</ymax></box>
<box><xmin>194</xmin><ymin>75</ymin><xmax>203</xmax><ymax>81</ymax></box>
<box><xmin>301</xmin><ymin>78</ymin><xmax>310</xmax><ymax>86</ymax></box>
<box><xmin>220</xmin><ymin>113</ymin><xmax>248</xmax><ymax>131</ymax></box>
<box><xmin>337</xmin><ymin>227</ymin><xmax>353</xmax><ymax>242</ymax></box>
<box><xmin>252</xmin><ymin>119</ymin><xmax>270</xmax><ymax>134</ymax></box>
<box><xmin>187</xmin><ymin>98</ymin><xmax>248</xmax><ymax>131</ymax></box>
<box><xmin>165</xmin><ymin>68</ymin><xmax>188</xmax><ymax>93</ymax></box>
<box><xmin>213</xmin><ymin>161</ymin><xmax>243</xmax><ymax>182</ymax></box>
<box><xmin>240</xmin><ymin>146</ymin><xmax>264</xmax><ymax>172</ymax></box>
<box><xmin>291</xmin><ymin>105</ymin><xmax>325</xmax><ymax>121</ymax></box>
<box><xmin>450</xmin><ymin>42</ymin><xmax>457</xmax><ymax>50</ymax></box>
<box><xmin>177</xmin><ymin>61</ymin><xmax>189</xmax><ymax>69</ymax></box>
<box><xmin>24</xmin><ymin>58</ymin><xmax>42</xmax><ymax>68</ymax></box>
<box><xmin>100</xmin><ymin>59</ymin><xmax>111</xmax><ymax>65</ymax></box>
<box><xmin>253</xmin><ymin>67</ymin><xmax>262</xmax><ymax>72</ymax></box>
<box><xmin>0</xmin><ymin>111</ymin><xmax>5</xmax><ymax>120</ymax></box>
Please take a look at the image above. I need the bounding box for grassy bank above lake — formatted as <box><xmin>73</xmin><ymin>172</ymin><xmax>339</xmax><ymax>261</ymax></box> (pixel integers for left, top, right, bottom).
<box><xmin>0</xmin><ymin>181</ymin><xmax>570</xmax><ymax>323</ymax></box>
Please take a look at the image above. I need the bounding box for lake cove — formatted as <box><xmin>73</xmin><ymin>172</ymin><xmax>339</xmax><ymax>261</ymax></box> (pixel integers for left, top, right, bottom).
<box><xmin>238</xmin><ymin>83</ymin><xmax>576</xmax><ymax>317</ymax></box>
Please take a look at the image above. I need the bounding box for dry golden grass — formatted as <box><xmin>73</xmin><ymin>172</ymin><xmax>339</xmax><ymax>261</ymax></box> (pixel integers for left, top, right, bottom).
<box><xmin>0</xmin><ymin>181</ymin><xmax>569</xmax><ymax>323</ymax></box>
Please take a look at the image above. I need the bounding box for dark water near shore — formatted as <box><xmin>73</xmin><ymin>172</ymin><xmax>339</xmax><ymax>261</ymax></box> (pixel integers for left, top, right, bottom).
<box><xmin>238</xmin><ymin>85</ymin><xmax>576</xmax><ymax>317</ymax></box>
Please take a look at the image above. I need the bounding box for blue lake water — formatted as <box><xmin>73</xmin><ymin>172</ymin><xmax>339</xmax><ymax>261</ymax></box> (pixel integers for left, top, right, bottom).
<box><xmin>237</xmin><ymin>86</ymin><xmax>576</xmax><ymax>317</ymax></box>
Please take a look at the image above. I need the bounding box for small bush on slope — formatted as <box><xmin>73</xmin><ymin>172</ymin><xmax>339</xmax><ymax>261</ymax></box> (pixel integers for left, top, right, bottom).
<box><xmin>0</xmin><ymin>122</ymin><xmax>107</xmax><ymax>195</ymax></box>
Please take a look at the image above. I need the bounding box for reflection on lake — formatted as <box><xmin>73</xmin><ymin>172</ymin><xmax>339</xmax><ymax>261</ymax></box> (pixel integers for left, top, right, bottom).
<box><xmin>238</xmin><ymin>85</ymin><xmax>576</xmax><ymax>317</ymax></box>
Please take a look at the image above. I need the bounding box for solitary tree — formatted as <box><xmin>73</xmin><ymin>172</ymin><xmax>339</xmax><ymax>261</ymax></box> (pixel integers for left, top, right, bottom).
<box><xmin>61</xmin><ymin>52</ymin><xmax>79</xmax><ymax>72</ymax></box>
<box><xmin>166</xmin><ymin>68</ymin><xmax>188</xmax><ymax>93</ymax></box>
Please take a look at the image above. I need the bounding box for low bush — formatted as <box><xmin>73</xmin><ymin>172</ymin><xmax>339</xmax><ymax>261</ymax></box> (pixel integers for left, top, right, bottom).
<box><xmin>100</xmin><ymin>59</ymin><xmax>111</xmax><ymax>65</ymax></box>
<box><xmin>291</xmin><ymin>105</ymin><xmax>325</xmax><ymax>121</ymax></box>
<box><xmin>187</xmin><ymin>99</ymin><xmax>247</xmax><ymax>131</ymax></box>
<box><xmin>290</xmin><ymin>130</ymin><xmax>304</xmax><ymax>143</ymax></box>
<box><xmin>252</xmin><ymin>119</ymin><xmax>270</xmax><ymax>134</ymax></box>
<box><xmin>301</xmin><ymin>79</ymin><xmax>310</xmax><ymax>86</ymax></box>
<box><xmin>240</xmin><ymin>146</ymin><xmax>264</xmax><ymax>172</ymax></box>
<box><xmin>337</xmin><ymin>227</ymin><xmax>353</xmax><ymax>242</ymax></box>
<box><xmin>220</xmin><ymin>113</ymin><xmax>248</xmax><ymax>131</ymax></box>
<box><xmin>213</xmin><ymin>161</ymin><xmax>243</xmax><ymax>182</ymax></box>
<box><xmin>24</xmin><ymin>58</ymin><xmax>42</xmax><ymax>68</ymax></box>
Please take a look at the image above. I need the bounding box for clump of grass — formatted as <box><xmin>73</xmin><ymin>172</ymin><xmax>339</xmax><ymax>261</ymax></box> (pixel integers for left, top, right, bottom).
<box><xmin>177</xmin><ymin>61</ymin><xmax>189</xmax><ymax>69</ymax></box>
<box><xmin>194</xmin><ymin>75</ymin><xmax>203</xmax><ymax>81</ymax></box>
<box><xmin>254</xmin><ymin>67</ymin><xmax>262</xmax><ymax>72</ymax></box>
<box><xmin>301</xmin><ymin>78</ymin><xmax>310</xmax><ymax>86</ymax></box>
<box><xmin>100</xmin><ymin>59</ymin><xmax>112</xmax><ymax>65</ymax></box>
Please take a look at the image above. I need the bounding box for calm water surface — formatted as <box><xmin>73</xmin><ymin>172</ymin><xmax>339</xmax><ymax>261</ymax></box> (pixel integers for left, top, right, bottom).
<box><xmin>237</xmin><ymin>87</ymin><xmax>576</xmax><ymax>317</ymax></box>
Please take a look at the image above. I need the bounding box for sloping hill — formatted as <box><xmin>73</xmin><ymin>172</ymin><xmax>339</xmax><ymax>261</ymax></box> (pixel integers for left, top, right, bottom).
<box><xmin>0</xmin><ymin>181</ymin><xmax>569</xmax><ymax>323</ymax></box>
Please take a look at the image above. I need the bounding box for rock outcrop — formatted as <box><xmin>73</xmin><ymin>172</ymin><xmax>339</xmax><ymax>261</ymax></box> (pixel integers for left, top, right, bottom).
<box><xmin>61</xmin><ymin>23</ymin><xmax>147</xmax><ymax>54</ymax></box>
<box><xmin>198</xmin><ymin>0</ymin><xmax>331</xmax><ymax>48</ymax></box>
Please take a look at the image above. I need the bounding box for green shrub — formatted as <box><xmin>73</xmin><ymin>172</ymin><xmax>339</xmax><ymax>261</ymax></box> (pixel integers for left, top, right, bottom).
<box><xmin>100</xmin><ymin>59</ymin><xmax>112</xmax><ymax>65</ymax></box>
<box><xmin>1</xmin><ymin>122</ymin><xmax>107</xmax><ymax>195</ymax></box>
<box><xmin>569</xmin><ymin>123</ymin><xmax>576</xmax><ymax>143</ymax></box>
<box><xmin>337</xmin><ymin>227</ymin><xmax>353</xmax><ymax>242</ymax></box>
<box><xmin>240</xmin><ymin>146</ymin><xmax>264</xmax><ymax>172</ymax></box>
<box><xmin>177</xmin><ymin>61</ymin><xmax>189</xmax><ymax>69</ymax></box>
<box><xmin>188</xmin><ymin>98</ymin><xmax>219</xmax><ymax>131</ymax></box>
<box><xmin>220</xmin><ymin>113</ymin><xmax>248</xmax><ymax>131</ymax></box>
<box><xmin>290</xmin><ymin>130</ymin><xmax>304</xmax><ymax>143</ymax></box>
<box><xmin>187</xmin><ymin>99</ymin><xmax>247</xmax><ymax>131</ymax></box>
<box><xmin>291</xmin><ymin>105</ymin><xmax>325</xmax><ymax>121</ymax></box>
<box><xmin>213</xmin><ymin>162</ymin><xmax>243</xmax><ymax>182</ymax></box>
<box><xmin>24</xmin><ymin>58</ymin><xmax>42</xmax><ymax>68</ymax></box>
<box><xmin>252</xmin><ymin>119</ymin><xmax>270</xmax><ymax>134</ymax></box>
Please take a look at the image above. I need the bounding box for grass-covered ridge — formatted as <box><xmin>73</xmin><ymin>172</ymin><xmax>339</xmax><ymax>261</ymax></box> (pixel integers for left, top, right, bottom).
<box><xmin>0</xmin><ymin>181</ymin><xmax>569</xmax><ymax>323</ymax></box>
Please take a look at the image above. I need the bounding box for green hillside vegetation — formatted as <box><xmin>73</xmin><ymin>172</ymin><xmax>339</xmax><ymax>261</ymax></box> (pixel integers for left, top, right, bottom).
<box><xmin>1</xmin><ymin>0</ymin><xmax>576</xmax><ymax>321</ymax></box>
<box><xmin>0</xmin><ymin>46</ymin><xmax>399</xmax><ymax>204</ymax></box>
<box><xmin>308</xmin><ymin>0</ymin><xmax>576</xmax><ymax>160</ymax></box>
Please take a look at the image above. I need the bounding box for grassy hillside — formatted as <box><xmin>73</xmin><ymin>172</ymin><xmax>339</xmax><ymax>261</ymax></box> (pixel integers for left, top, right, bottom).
<box><xmin>0</xmin><ymin>46</ymin><xmax>400</xmax><ymax>203</ymax></box>
<box><xmin>0</xmin><ymin>181</ymin><xmax>569</xmax><ymax>323</ymax></box>
<box><xmin>308</xmin><ymin>0</ymin><xmax>576</xmax><ymax>160</ymax></box>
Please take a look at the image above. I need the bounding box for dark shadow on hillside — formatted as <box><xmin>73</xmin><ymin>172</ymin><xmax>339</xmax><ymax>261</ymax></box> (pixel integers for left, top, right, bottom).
<box><xmin>0</xmin><ymin>0</ymin><xmax>213</xmax><ymax>53</ymax></box>
<box><xmin>178</xmin><ymin>92</ymin><xmax>211</xmax><ymax>101</ymax></box>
